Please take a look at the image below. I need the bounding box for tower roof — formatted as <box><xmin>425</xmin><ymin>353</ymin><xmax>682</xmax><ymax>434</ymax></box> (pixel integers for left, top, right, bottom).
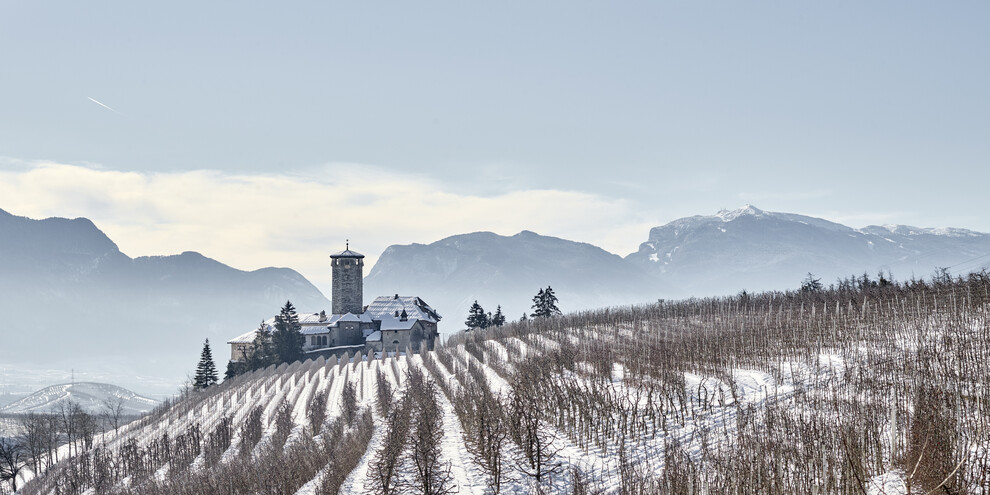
<box><xmin>330</xmin><ymin>240</ymin><xmax>365</xmax><ymax>258</ymax></box>
<box><xmin>330</xmin><ymin>249</ymin><xmax>365</xmax><ymax>258</ymax></box>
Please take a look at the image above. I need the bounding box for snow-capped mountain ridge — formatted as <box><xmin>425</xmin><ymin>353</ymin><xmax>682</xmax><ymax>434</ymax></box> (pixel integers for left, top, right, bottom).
<box><xmin>715</xmin><ymin>204</ymin><xmax>767</xmax><ymax>221</ymax></box>
<box><xmin>627</xmin><ymin>205</ymin><xmax>990</xmax><ymax>298</ymax></box>
<box><xmin>0</xmin><ymin>382</ymin><xmax>158</xmax><ymax>415</ymax></box>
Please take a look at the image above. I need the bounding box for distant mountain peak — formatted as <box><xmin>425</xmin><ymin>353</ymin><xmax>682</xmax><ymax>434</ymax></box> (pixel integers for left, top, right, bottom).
<box><xmin>629</xmin><ymin>207</ymin><xmax>990</xmax><ymax>298</ymax></box>
<box><xmin>715</xmin><ymin>204</ymin><xmax>767</xmax><ymax>222</ymax></box>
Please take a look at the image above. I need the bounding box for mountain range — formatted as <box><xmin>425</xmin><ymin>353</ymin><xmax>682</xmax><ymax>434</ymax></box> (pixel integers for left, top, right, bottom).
<box><xmin>371</xmin><ymin>205</ymin><xmax>990</xmax><ymax>327</ymax></box>
<box><xmin>3</xmin><ymin>205</ymin><xmax>989</xmax><ymax>393</ymax></box>
<box><xmin>0</xmin><ymin>207</ymin><xmax>330</xmax><ymax>395</ymax></box>
<box><xmin>364</xmin><ymin>230</ymin><xmax>665</xmax><ymax>329</ymax></box>
<box><xmin>625</xmin><ymin>205</ymin><xmax>990</xmax><ymax>297</ymax></box>
<box><xmin>0</xmin><ymin>381</ymin><xmax>158</xmax><ymax>416</ymax></box>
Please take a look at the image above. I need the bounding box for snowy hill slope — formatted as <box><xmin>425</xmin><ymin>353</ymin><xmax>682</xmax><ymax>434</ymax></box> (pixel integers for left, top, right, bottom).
<box><xmin>19</xmin><ymin>277</ymin><xmax>990</xmax><ymax>494</ymax></box>
<box><xmin>0</xmin><ymin>382</ymin><xmax>158</xmax><ymax>416</ymax></box>
<box><xmin>627</xmin><ymin>205</ymin><xmax>990</xmax><ymax>297</ymax></box>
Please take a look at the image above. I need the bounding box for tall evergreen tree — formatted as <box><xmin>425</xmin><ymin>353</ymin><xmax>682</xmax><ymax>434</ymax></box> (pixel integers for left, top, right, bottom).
<box><xmin>531</xmin><ymin>286</ymin><xmax>562</xmax><ymax>318</ymax></box>
<box><xmin>272</xmin><ymin>300</ymin><xmax>304</xmax><ymax>364</ymax></box>
<box><xmin>247</xmin><ymin>320</ymin><xmax>275</xmax><ymax>371</ymax></box>
<box><xmin>530</xmin><ymin>288</ymin><xmax>546</xmax><ymax>318</ymax></box>
<box><xmin>491</xmin><ymin>305</ymin><xmax>506</xmax><ymax>327</ymax></box>
<box><xmin>193</xmin><ymin>339</ymin><xmax>219</xmax><ymax>389</ymax></box>
<box><xmin>465</xmin><ymin>300</ymin><xmax>489</xmax><ymax>329</ymax></box>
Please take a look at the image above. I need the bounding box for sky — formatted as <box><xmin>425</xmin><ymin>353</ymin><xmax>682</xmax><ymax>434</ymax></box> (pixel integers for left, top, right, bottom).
<box><xmin>1</xmin><ymin>1</ymin><xmax>989</xmax><ymax>297</ymax></box>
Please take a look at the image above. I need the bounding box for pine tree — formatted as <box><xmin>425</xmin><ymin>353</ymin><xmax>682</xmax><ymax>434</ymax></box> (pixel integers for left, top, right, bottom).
<box><xmin>465</xmin><ymin>300</ymin><xmax>489</xmax><ymax>329</ymax></box>
<box><xmin>800</xmin><ymin>273</ymin><xmax>824</xmax><ymax>293</ymax></box>
<box><xmin>531</xmin><ymin>286</ymin><xmax>561</xmax><ymax>318</ymax></box>
<box><xmin>247</xmin><ymin>321</ymin><xmax>275</xmax><ymax>371</ymax></box>
<box><xmin>272</xmin><ymin>300</ymin><xmax>304</xmax><ymax>365</ymax></box>
<box><xmin>530</xmin><ymin>288</ymin><xmax>546</xmax><ymax>318</ymax></box>
<box><xmin>542</xmin><ymin>286</ymin><xmax>561</xmax><ymax>317</ymax></box>
<box><xmin>193</xmin><ymin>339</ymin><xmax>219</xmax><ymax>390</ymax></box>
<box><xmin>224</xmin><ymin>360</ymin><xmax>244</xmax><ymax>380</ymax></box>
<box><xmin>491</xmin><ymin>305</ymin><xmax>506</xmax><ymax>327</ymax></box>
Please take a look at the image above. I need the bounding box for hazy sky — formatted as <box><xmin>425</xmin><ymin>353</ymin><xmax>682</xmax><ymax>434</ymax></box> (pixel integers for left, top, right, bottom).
<box><xmin>2</xmin><ymin>2</ymin><xmax>988</xmax><ymax>295</ymax></box>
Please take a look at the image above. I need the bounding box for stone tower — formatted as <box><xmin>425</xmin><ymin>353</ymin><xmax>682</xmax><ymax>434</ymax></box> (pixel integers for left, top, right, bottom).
<box><xmin>330</xmin><ymin>243</ymin><xmax>365</xmax><ymax>315</ymax></box>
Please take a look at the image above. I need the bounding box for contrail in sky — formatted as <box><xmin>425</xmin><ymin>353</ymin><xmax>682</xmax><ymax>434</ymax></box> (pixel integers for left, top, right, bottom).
<box><xmin>87</xmin><ymin>96</ymin><xmax>123</xmax><ymax>115</ymax></box>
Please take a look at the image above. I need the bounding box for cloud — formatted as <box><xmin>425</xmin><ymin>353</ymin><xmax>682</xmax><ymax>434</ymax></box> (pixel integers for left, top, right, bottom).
<box><xmin>0</xmin><ymin>160</ymin><xmax>653</xmax><ymax>296</ymax></box>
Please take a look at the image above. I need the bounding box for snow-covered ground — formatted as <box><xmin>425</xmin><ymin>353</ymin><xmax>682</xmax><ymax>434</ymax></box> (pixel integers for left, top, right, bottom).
<box><xmin>23</xmin><ymin>301</ymin><xmax>990</xmax><ymax>495</ymax></box>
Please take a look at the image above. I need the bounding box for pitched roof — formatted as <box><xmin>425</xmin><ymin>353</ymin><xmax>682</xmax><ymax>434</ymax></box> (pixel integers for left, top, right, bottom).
<box><xmin>298</xmin><ymin>312</ymin><xmax>330</xmax><ymax>325</ymax></box>
<box><xmin>327</xmin><ymin>312</ymin><xmax>373</xmax><ymax>325</ymax></box>
<box><xmin>365</xmin><ymin>295</ymin><xmax>442</xmax><ymax>323</ymax></box>
<box><xmin>227</xmin><ymin>328</ymin><xmax>260</xmax><ymax>345</ymax></box>
<box><xmin>300</xmin><ymin>325</ymin><xmax>331</xmax><ymax>335</ymax></box>
<box><xmin>378</xmin><ymin>315</ymin><xmax>418</xmax><ymax>331</ymax></box>
<box><xmin>329</xmin><ymin>248</ymin><xmax>364</xmax><ymax>258</ymax></box>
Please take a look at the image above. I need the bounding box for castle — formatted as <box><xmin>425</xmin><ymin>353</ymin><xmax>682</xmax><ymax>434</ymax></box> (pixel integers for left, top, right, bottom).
<box><xmin>227</xmin><ymin>245</ymin><xmax>441</xmax><ymax>362</ymax></box>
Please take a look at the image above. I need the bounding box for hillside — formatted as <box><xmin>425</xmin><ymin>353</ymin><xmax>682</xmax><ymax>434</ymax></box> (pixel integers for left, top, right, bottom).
<box><xmin>17</xmin><ymin>272</ymin><xmax>990</xmax><ymax>494</ymax></box>
<box><xmin>365</xmin><ymin>230</ymin><xmax>664</xmax><ymax>331</ymax></box>
<box><xmin>626</xmin><ymin>205</ymin><xmax>990</xmax><ymax>297</ymax></box>
<box><xmin>0</xmin><ymin>207</ymin><xmax>331</xmax><ymax>395</ymax></box>
<box><xmin>0</xmin><ymin>382</ymin><xmax>157</xmax><ymax>416</ymax></box>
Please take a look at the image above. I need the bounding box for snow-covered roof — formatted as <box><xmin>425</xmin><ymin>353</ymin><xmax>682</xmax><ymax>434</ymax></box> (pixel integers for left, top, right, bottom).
<box><xmin>231</xmin><ymin>310</ymin><xmax>330</xmax><ymax>342</ymax></box>
<box><xmin>301</xmin><ymin>325</ymin><xmax>331</xmax><ymax>335</ymax></box>
<box><xmin>365</xmin><ymin>330</ymin><xmax>382</xmax><ymax>342</ymax></box>
<box><xmin>227</xmin><ymin>328</ymin><xmax>259</xmax><ymax>345</ymax></box>
<box><xmin>327</xmin><ymin>312</ymin><xmax>373</xmax><ymax>326</ymax></box>
<box><xmin>299</xmin><ymin>312</ymin><xmax>330</xmax><ymax>325</ymax></box>
<box><xmin>365</xmin><ymin>295</ymin><xmax>442</xmax><ymax>323</ymax></box>
<box><xmin>378</xmin><ymin>315</ymin><xmax>418</xmax><ymax>331</ymax></box>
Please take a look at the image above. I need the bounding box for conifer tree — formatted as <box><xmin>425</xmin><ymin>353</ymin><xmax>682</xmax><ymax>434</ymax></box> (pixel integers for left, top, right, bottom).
<box><xmin>247</xmin><ymin>321</ymin><xmax>275</xmax><ymax>371</ymax></box>
<box><xmin>193</xmin><ymin>339</ymin><xmax>219</xmax><ymax>389</ymax></box>
<box><xmin>491</xmin><ymin>305</ymin><xmax>506</xmax><ymax>327</ymax></box>
<box><xmin>224</xmin><ymin>360</ymin><xmax>243</xmax><ymax>380</ymax></box>
<box><xmin>530</xmin><ymin>288</ymin><xmax>545</xmax><ymax>318</ymax></box>
<box><xmin>800</xmin><ymin>272</ymin><xmax>824</xmax><ymax>293</ymax></box>
<box><xmin>272</xmin><ymin>300</ymin><xmax>304</xmax><ymax>365</ymax></box>
<box><xmin>531</xmin><ymin>286</ymin><xmax>561</xmax><ymax>318</ymax></box>
<box><xmin>465</xmin><ymin>300</ymin><xmax>489</xmax><ymax>329</ymax></box>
